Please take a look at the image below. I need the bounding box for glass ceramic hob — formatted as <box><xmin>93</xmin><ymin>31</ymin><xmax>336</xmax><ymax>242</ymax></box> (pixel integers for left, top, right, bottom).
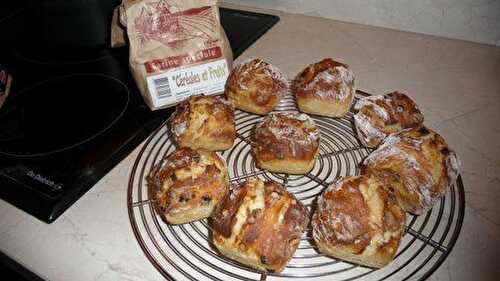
<box><xmin>0</xmin><ymin>6</ymin><xmax>279</xmax><ymax>223</ymax></box>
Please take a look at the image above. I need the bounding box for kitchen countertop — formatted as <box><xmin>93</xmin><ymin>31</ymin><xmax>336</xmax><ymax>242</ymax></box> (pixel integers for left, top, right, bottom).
<box><xmin>1</xmin><ymin>4</ymin><xmax>499</xmax><ymax>281</ymax></box>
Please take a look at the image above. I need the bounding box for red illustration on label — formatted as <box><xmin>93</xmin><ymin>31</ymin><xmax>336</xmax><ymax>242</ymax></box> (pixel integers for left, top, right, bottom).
<box><xmin>134</xmin><ymin>1</ymin><xmax>216</xmax><ymax>47</ymax></box>
<box><xmin>145</xmin><ymin>46</ymin><xmax>222</xmax><ymax>73</ymax></box>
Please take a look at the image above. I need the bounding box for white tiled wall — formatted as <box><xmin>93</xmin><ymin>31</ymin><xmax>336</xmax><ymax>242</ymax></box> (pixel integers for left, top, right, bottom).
<box><xmin>222</xmin><ymin>0</ymin><xmax>500</xmax><ymax>46</ymax></box>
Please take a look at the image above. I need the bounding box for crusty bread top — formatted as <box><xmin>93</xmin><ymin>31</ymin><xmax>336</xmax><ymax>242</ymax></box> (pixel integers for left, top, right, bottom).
<box><xmin>211</xmin><ymin>177</ymin><xmax>308</xmax><ymax>269</ymax></box>
<box><xmin>294</xmin><ymin>58</ymin><xmax>355</xmax><ymax>102</ymax></box>
<box><xmin>225</xmin><ymin>58</ymin><xmax>287</xmax><ymax>106</ymax></box>
<box><xmin>148</xmin><ymin>148</ymin><xmax>229</xmax><ymax>218</ymax></box>
<box><xmin>312</xmin><ymin>175</ymin><xmax>405</xmax><ymax>254</ymax></box>
<box><xmin>252</xmin><ymin>112</ymin><xmax>320</xmax><ymax>162</ymax></box>
<box><xmin>362</xmin><ymin>127</ymin><xmax>460</xmax><ymax>214</ymax></box>
<box><xmin>354</xmin><ymin>91</ymin><xmax>424</xmax><ymax>147</ymax></box>
<box><xmin>170</xmin><ymin>95</ymin><xmax>235</xmax><ymax>144</ymax></box>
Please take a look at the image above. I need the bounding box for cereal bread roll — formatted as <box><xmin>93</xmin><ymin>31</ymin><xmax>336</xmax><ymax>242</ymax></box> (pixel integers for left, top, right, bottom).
<box><xmin>211</xmin><ymin>177</ymin><xmax>308</xmax><ymax>272</ymax></box>
<box><xmin>312</xmin><ymin>175</ymin><xmax>406</xmax><ymax>268</ymax></box>
<box><xmin>252</xmin><ymin>112</ymin><xmax>320</xmax><ymax>174</ymax></box>
<box><xmin>148</xmin><ymin>148</ymin><xmax>229</xmax><ymax>224</ymax></box>
<box><xmin>362</xmin><ymin>127</ymin><xmax>460</xmax><ymax>214</ymax></box>
<box><xmin>225</xmin><ymin>58</ymin><xmax>287</xmax><ymax>114</ymax></box>
<box><xmin>354</xmin><ymin>91</ymin><xmax>424</xmax><ymax>148</ymax></box>
<box><xmin>294</xmin><ymin>58</ymin><xmax>355</xmax><ymax>117</ymax></box>
<box><xmin>170</xmin><ymin>95</ymin><xmax>236</xmax><ymax>151</ymax></box>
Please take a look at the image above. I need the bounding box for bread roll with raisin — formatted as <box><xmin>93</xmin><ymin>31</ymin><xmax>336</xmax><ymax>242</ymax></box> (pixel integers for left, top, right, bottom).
<box><xmin>211</xmin><ymin>177</ymin><xmax>308</xmax><ymax>272</ymax></box>
<box><xmin>294</xmin><ymin>58</ymin><xmax>355</xmax><ymax>117</ymax></box>
<box><xmin>362</xmin><ymin>127</ymin><xmax>460</xmax><ymax>214</ymax></box>
<box><xmin>170</xmin><ymin>95</ymin><xmax>236</xmax><ymax>151</ymax></box>
<box><xmin>312</xmin><ymin>175</ymin><xmax>406</xmax><ymax>268</ymax></box>
<box><xmin>148</xmin><ymin>148</ymin><xmax>229</xmax><ymax>224</ymax></box>
<box><xmin>252</xmin><ymin>112</ymin><xmax>320</xmax><ymax>174</ymax></box>
<box><xmin>225</xmin><ymin>58</ymin><xmax>287</xmax><ymax>114</ymax></box>
<box><xmin>354</xmin><ymin>92</ymin><xmax>424</xmax><ymax>148</ymax></box>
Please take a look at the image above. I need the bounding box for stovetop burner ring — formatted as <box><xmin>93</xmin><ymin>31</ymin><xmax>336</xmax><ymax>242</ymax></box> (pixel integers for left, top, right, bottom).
<box><xmin>0</xmin><ymin>73</ymin><xmax>131</xmax><ymax>158</ymax></box>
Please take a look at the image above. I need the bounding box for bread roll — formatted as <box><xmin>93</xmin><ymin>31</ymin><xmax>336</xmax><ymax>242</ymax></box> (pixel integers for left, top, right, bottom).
<box><xmin>170</xmin><ymin>95</ymin><xmax>236</xmax><ymax>151</ymax></box>
<box><xmin>294</xmin><ymin>58</ymin><xmax>355</xmax><ymax>117</ymax></box>
<box><xmin>354</xmin><ymin>91</ymin><xmax>424</xmax><ymax>148</ymax></box>
<box><xmin>225</xmin><ymin>58</ymin><xmax>287</xmax><ymax>114</ymax></box>
<box><xmin>252</xmin><ymin>112</ymin><xmax>320</xmax><ymax>174</ymax></box>
<box><xmin>148</xmin><ymin>148</ymin><xmax>229</xmax><ymax>224</ymax></box>
<box><xmin>362</xmin><ymin>127</ymin><xmax>460</xmax><ymax>214</ymax></box>
<box><xmin>211</xmin><ymin>177</ymin><xmax>308</xmax><ymax>272</ymax></box>
<box><xmin>312</xmin><ymin>175</ymin><xmax>406</xmax><ymax>268</ymax></box>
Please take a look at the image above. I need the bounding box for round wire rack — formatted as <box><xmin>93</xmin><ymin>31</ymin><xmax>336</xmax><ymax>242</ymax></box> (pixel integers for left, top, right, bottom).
<box><xmin>128</xmin><ymin>90</ymin><xmax>465</xmax><ymax>281</ymax></box>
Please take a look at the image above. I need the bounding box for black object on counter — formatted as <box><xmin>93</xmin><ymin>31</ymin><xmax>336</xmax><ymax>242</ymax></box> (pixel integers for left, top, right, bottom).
<box><xmin>0</xmin><ymin>5</ymin><xmax>279</xmax><ymax>223</ymax></box>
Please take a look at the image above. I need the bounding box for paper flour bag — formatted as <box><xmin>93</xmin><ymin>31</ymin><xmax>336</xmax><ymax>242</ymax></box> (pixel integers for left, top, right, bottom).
<box><xmin>120</xmin><ymin>0</ymin><xmax>233</xmax><ymax>110</ymax></box>
<box><xmin>111</xmin><ymin>7</ymin><xmax>127</xmax><ymax>48</ymax></box>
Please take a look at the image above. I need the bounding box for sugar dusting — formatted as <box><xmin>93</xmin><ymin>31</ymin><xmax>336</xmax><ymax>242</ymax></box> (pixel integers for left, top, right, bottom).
<box><xmin>354</xmin><ymin>95</ymin><xmax>390</xmax><ymax>121</ymax></box>
<box><xmin>363</xmin><ymin>131</ymin><xmax>456</xmax><ymax>212</ymax></box>
<box><xmin>216</xmin><ymin>95</ymin><xmax>233</xmax><ymax>107</ymax></box>
<box><xmin>262</xmin><ymin>61</ymin><xmax>288</xmax><ymax>88</ymax></box>
<box><xmin>214</xmin><ymin>95</ymin><xmax>234</xmax><ymax>114</ymax></box>
<box><xmin>266</xmin><ymin>112</ymin><xmax>320</xmax><ymax>145</ymax></box>
<box><xmin>353</xmin><ymin>113</ymin><xmax>386</xmax><ymax>146</ymax></box>
<box><xmin>304</xmin><ymin>66</ymin><xmax>355</xmax><ymax>101</ymax></box>
<box><xmin>174</xmin><ymin>121</ymin><xmax>187</xmax><ymax>136</ymax></box>
<box><xmin>353</xmin><ymin>95</ymin><xmax>394</xmax><ymax>147</ymax></box>
<box><xmin>232</xmin><ymin>58</ymin><xmax>288</xmax><ymax>96</ymax></box>
<box><xmin>313</xmin><ymin>179</ymin><xmax>363</xmax><ymax>243</ymax></box>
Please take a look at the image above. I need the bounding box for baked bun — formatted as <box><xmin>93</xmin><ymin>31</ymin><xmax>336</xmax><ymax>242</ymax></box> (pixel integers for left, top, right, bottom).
<box><xmin>294</xmin><ymin>58</ymin><xmax>355</xmax><ymax>117</ymax></box>
<box><xmin>170</xmin><ymin>95</ymin><xmax>236</xmax><ymax>151</ymax></box>
<box><xmin>148</xmin><ymin>148</ymin><xmax>229</xmax><ymax>224</ymax></box>
<box><xmin>211</xmin><ymin>177</ymin><xmax>308</xmax><ymax>272</ymax></box>
<box><xmin>252</xmin><ymin>112</ymin><xmax>320</xmax><ymax>174</ymax></box>
<box><xmin>312</xmin><ymin>175</ymin><xmax>406</xmax><ymax>268</ymax></box>
<box><xmin>354</xmin><ymin>92</ymin><xmax>424</xmax><ymax>148</ymax></box>
<box><xmin>362</xmin><ymin>127</ymin><xmax>460</xmax><ymax>215</ymax></box>
<box><xmin>225</xmin><ymin>58</ymin><xmax>287</xmax><ymax>114</ymax></box>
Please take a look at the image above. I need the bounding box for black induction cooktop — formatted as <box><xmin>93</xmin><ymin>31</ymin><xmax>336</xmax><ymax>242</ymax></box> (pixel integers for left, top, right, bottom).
<box><xmin>0</xmin><ymin>6</ymin><xmax>279</xmax><ymax>223</ymax></box>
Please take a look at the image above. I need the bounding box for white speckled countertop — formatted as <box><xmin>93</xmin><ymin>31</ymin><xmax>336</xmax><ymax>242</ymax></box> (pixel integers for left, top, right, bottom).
<box><xmin>1</xmin><ymin>4</ymin><xmax>499</xmax><ymax>281</ymax></box>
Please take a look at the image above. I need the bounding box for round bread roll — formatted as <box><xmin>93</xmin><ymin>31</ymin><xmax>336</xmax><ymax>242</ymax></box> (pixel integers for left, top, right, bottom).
<box><xmin>354</xmin><ymin>91</ymin><xmax>424</xmax><ymax>148</ymax></box>
<box><xmin>170</xmin><ymin>95</ymin><xmax>236</xmax><ymax>151</ymax></box>
<box><xmin>211</xmin><ymin>177</ymin><xmax>308</xmax><ymax>272</ymax></box>
<box><xmin>294</xmin><ymin>58</ymin><xmax>355</xmax><ymax>117</ymax></box>
<box><xmin>225</xmin><ymin>58</ymin><xmax>287</xmax><ymax>114</ymax></box>
<box><xmin>252</xmin><ymin>112</ymin><xmax>320</xmax><ymax>174</ymax></box>
<box><xmin>312</xmin><ymin>175</ymin><xmax>406</xmax><ymax>268</ymax></box>
<box><xmin>148</xmin><ymin>147</ymin><xmax>229</xmax><ymax>224</ymax></box>
<box><xmin>362</xmin><ymin>127</ymin><xmax>460</xmax><ymax>215</ymax></box>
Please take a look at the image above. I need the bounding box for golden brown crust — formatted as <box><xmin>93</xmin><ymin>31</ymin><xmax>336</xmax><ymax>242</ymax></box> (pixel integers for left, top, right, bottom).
<box><xmin>354</xmin><ymin>91</ymin><xmax>424</xmax><ymax>147</ymax></box>
<box><xmin>211</xmin><ymin>177</ymin><xmax>308</xmax><ymax>272</ymax></box>
<box><xmin>148</xmin><ymin>148</ymin><xmax>229</xmax><ymax>224</ymax></box>
<box><xmin>362</xmin><ymin>127</ymin><xmax>460</xmax><ymax>214</ymax></box>
<box><xmin>312</xmin><ymin>175</ymin><xmax>406</xmax><ymax>268</ymax></box>
<box><xmin>252</xmin><ymin>112</ymin><xmax>320</xmax><ymax>174</ymax></box>
<box><xmin>170</xmin><ymin>95</ymin><xmax>236</xmax><ymax>151</ymax></box>
<box><xmin>211</xmin><ymin>183</ymin><xmax>248</xmax><ymax>238</ymax></box>
<box><xmin>225</xmin><ymin>58</ymin><xmax>287</xmax><ymax>114</ymax></box>
<box><xmin>294</xmin><ymin>58</ymin><xmax>355</xmax><ymax>117</ymax></box>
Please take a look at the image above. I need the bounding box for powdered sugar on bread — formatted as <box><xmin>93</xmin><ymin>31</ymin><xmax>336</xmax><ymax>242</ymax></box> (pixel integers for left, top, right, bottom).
<box><xmin>265</xmin><ymin>112</ymin><xmax>320</xmax><ymax>145</ymax></box>
<box><xmin>354</xmin><ymin>113</ymin><xmax>386</xmax><ymax>146</ymax></box>
<box><xmin>363</xmin><ymin>128</ymin><xmax>460</xmax><ymax>214</ymax></box>
<box><xmin>232</xmin><ymin>58</ymin><xmax>287</xmax><ymax>94</ymax></box>
<box><xmin>304</xmin><ymin>66</ymin><xmax>355</xmax><ymax>101</ymax></box>
<box><xmin>354</xmin><ymin>95</ymin><xmax>390</xmax><ymax>121</ymax></box>
<box><xmin>354</xmin><ymin>92</ymin><xmax>424</xmax><ymax>148</ymax></box>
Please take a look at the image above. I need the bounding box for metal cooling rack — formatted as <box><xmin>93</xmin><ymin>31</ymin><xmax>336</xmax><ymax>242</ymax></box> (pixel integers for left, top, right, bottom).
<box><xmin>127</xmin><ymin>90</ymin><xmax>465</xmax><ymax>281</ymax></box>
